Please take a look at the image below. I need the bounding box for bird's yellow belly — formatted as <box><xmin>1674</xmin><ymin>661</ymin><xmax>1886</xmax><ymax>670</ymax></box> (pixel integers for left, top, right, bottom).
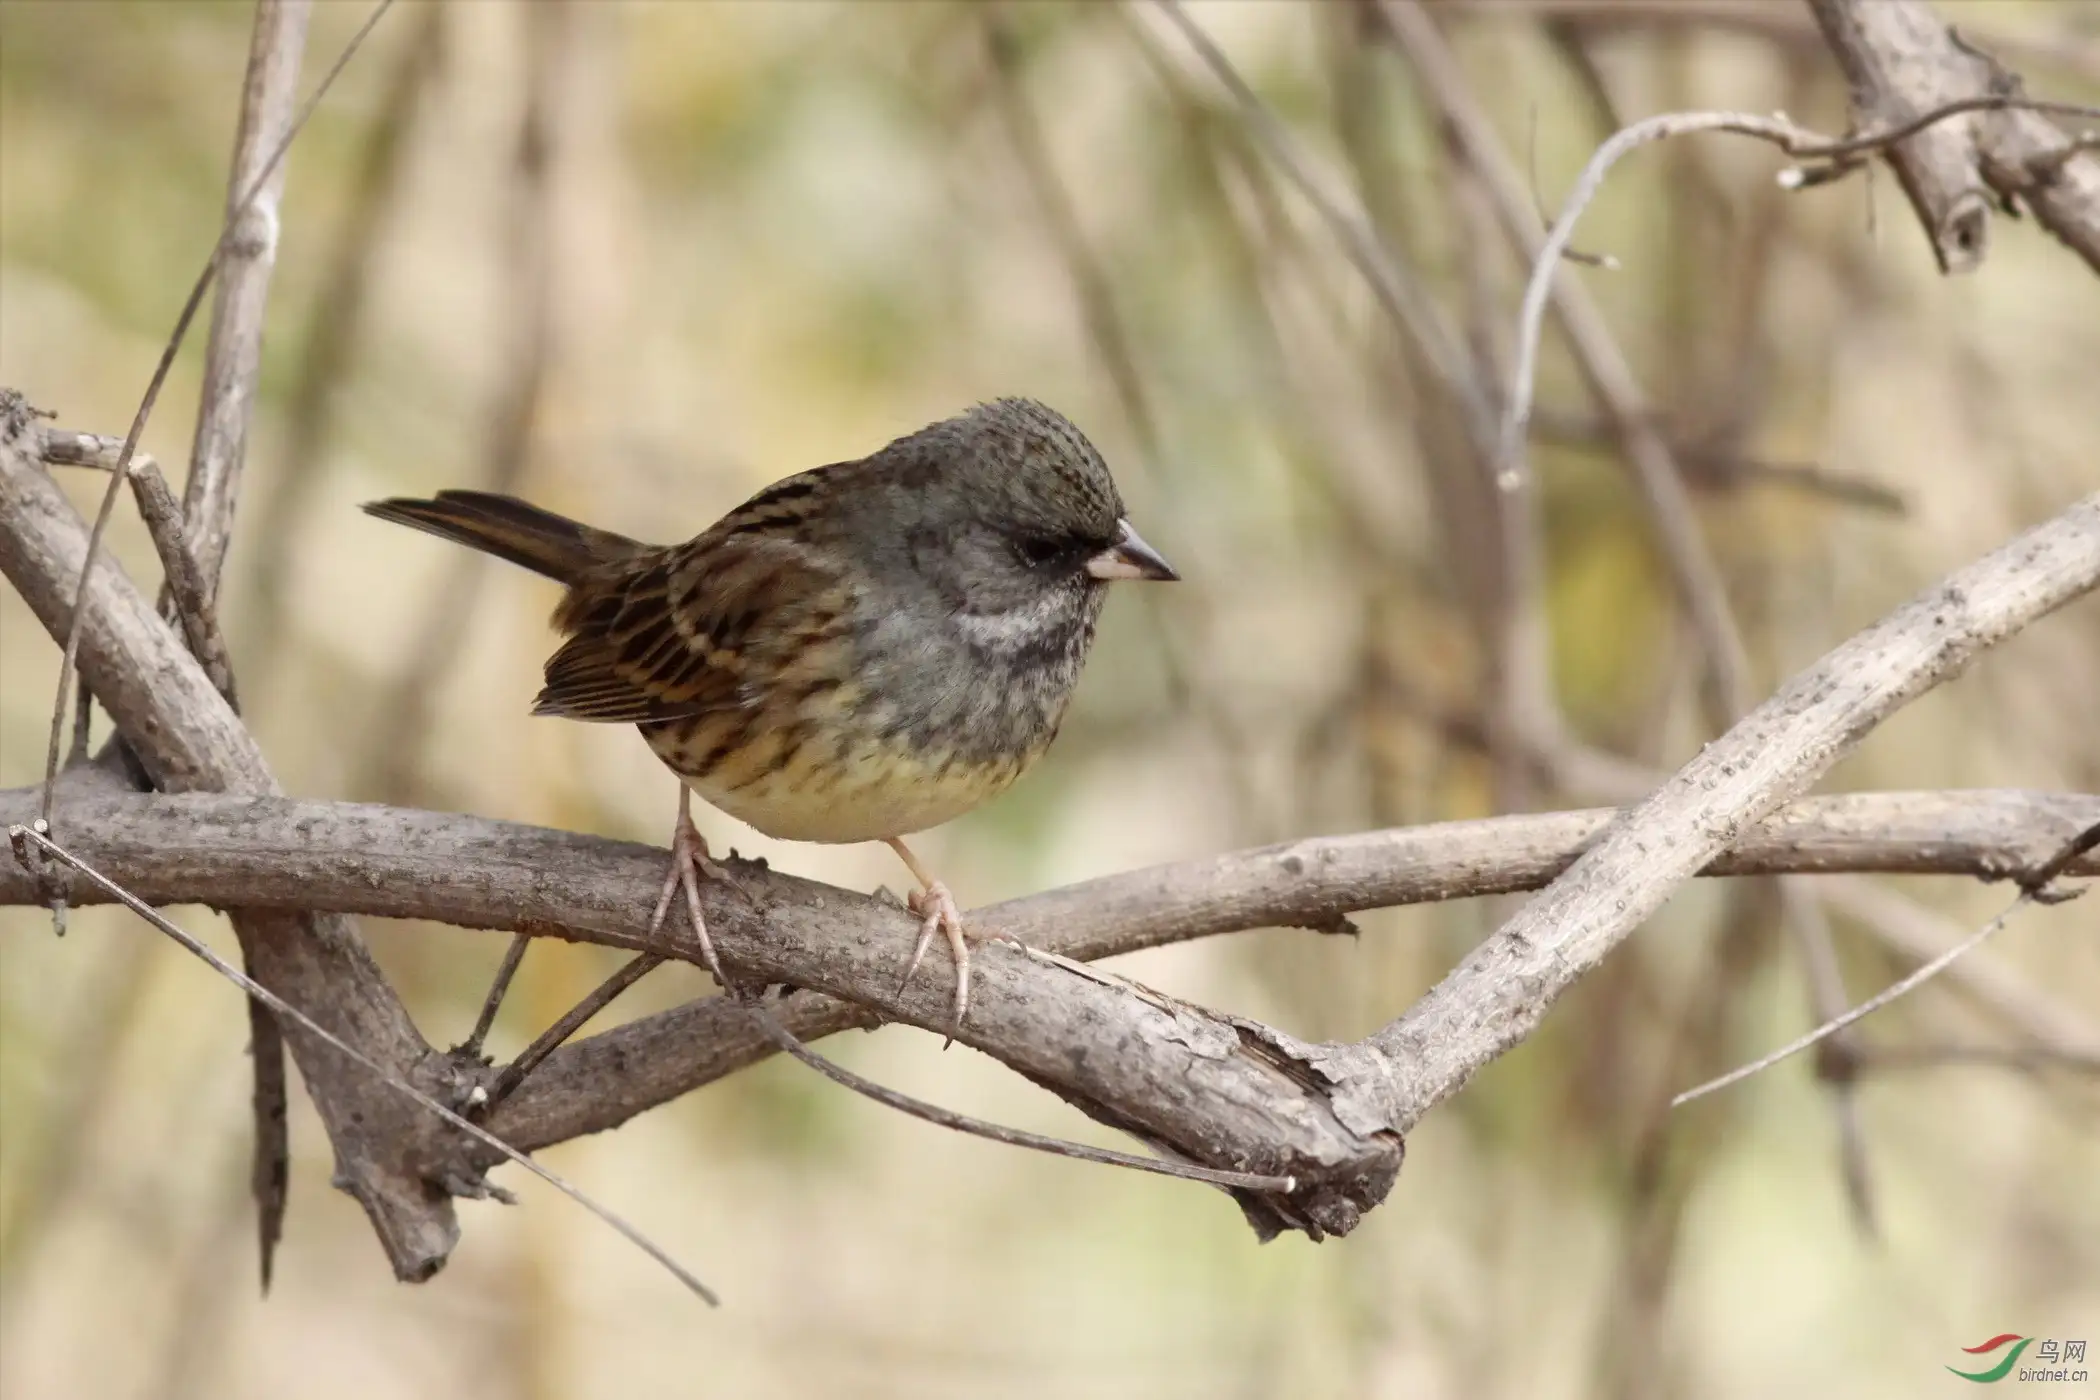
<box><xmin>645</xmin><ymin>716</ymin><xmax>1038</xmax><ymax>844</ymax></box>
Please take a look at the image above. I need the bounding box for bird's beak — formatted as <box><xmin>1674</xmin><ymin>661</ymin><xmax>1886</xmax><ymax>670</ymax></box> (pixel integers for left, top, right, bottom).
<box><xmin>1085</xmin><ymin>519</ymin><xmax>1179</xmax><ymax>582</ymax></box>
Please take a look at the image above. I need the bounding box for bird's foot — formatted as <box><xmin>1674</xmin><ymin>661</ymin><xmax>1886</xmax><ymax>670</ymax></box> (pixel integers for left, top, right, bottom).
<box><xmin>896</xmin><ymin>878</ymin><xmax>970</xmax><ymax>1045</ymax></box>
<box><xmin>648</xmin><ymin>796</ymin><xmax>741</xmax><ymax>989</ymax></box>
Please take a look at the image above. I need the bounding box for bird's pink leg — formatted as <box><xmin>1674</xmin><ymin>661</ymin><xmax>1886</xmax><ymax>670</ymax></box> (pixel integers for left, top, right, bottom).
<box><xmin>886</xmin><ymin>835</ymin><xmax>970</xmax><ymax>1040</ymax></box>
<box><xmin>647</xmin><ymin>787</ymin><xmax>746</xmax><ymax>985</ymax></box>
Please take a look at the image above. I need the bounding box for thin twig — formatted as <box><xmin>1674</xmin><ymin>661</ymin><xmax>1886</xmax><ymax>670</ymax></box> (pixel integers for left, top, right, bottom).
<box><xmin>1526</xmin><ymin>409</ymin><xmax>1908</xmax><ymax>514</ymax></box>
<box><xmin>1825</xmin><ymin>876</ymin><xmax>2100</xmax><ymax>1062</ymax></box>
<box><xmin>460</xmin><ymin>933</ymin><xmax>533</xmax><ymax>1059</ymax></box>
<box><xmin>486</xmin><ymin>953</ymin><xmax>664</xmax><ymax>1107</ymax></box>
<box><xmin>66</xmin><ymin>675</ymin><xmax>92</xmax><ymax>772</ymax></box>
<box><xmin>6</xmin><ymin>822</ymin><xmax>718</xmax><ymax>1306</ymax></box>
<box><xmin>1674</xmin><ymin>821</ymin><xmax>2100</xmax><ymax>1107</ymax></box>
<box><xmin>742</xmin><ymin>993</ymin><xmax>1301</xmax><ymax>1196</ymax></box>
<box><xmin>1791</xmin><ymin>95</ymin><xmax>2100</xmax><ymax>165</ymax></box>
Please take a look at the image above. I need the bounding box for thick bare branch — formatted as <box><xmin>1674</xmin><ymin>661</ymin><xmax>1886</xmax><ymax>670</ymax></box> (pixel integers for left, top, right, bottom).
<box><xmin>3</xmin><ymin>789</ymin><xmax>2091</xmax><ymax>959</ymax></box>
<box><xmin>1808</xmin><ymin>0</ymin><xmax>2100</xmax><ymax>274</ymax></box>
<box><xmin>2</xmin><ymin>783</ymin><xmax>2092</xmax><ymax>1164</ymax></box>
<box><xmin>0</xmin><ymin>415</ymin><xmax>458</xmax><ymax>1280</ymax></box>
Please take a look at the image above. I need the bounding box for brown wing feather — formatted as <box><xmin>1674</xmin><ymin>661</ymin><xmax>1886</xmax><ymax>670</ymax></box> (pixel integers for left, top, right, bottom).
<box><xmin>532</xmin><ymin>487</ymin><xmax>847</xmax><ymax>723</ymax></box>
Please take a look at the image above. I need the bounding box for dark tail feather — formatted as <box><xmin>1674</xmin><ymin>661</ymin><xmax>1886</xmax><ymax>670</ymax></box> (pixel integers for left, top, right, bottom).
<box><xmin>361</xmin><ymin>490</ymin><xmax>644</xmax><ymax>584</ymax></box>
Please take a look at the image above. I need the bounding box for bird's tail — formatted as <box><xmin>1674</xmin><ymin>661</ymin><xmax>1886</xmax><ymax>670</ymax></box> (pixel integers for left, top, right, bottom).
<box><xmin>361</xmin><ymin>490</ymin><xmax>645</xmax><ymax>584</ymax></box>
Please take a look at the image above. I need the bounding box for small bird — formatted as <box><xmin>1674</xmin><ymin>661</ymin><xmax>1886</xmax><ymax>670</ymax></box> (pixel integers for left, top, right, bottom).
<box><xmin>364</xmin><ymin>398</ymin><xmax>1175</xmax><ymax>1034</ymax></box>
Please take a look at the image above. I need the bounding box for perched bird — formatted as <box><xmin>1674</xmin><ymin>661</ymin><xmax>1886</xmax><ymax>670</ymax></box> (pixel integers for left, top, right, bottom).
<box><xmin>364</xmin><ymin>397</ymin><xmax>1175</xmax><ymax>1034</ymax></box>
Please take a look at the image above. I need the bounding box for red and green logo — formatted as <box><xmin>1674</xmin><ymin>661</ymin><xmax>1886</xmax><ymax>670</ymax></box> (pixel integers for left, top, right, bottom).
<box><xmin>1949</xmin><ymin>1335</ymin><xmax>2032</xmax><ymax>1383</ymax></box>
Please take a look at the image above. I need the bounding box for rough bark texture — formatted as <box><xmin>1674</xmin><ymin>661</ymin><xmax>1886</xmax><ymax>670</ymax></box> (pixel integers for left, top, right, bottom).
<box><xmin>1</xmin><ymin>403</ymin><xmax>460</xmax><ymax>1280</ymax></box>
<box><xmin>1808</xmin><ymin>0</ymin><xmax>2100</xmax><ymax>273</ymax></box>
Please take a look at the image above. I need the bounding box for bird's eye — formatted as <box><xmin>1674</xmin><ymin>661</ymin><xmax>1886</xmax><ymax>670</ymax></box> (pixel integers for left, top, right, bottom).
<box><xmin>1014</xmin><ymin>536</ymin><xmax>1067</xmax><ymax>568</ymax></box>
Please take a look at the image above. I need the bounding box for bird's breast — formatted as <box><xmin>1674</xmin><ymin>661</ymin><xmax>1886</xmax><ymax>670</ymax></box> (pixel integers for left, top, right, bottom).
<box><xmin>640</xmin><ymin>589</ymin><xmax>1099</xmax><ymax>844</ymax></box>
<box><xmin>641</xmin><ymin>669</ymin><xmax>1064</xmax><ymax>845</ymax></box>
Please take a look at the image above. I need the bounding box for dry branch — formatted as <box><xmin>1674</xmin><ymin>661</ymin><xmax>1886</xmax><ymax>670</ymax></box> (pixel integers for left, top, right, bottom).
<box><xmin>1675</xmin><ymin>819</ymin><xmax>2100</xmax><ymax>1106</ymax></box>
<box><xmin>2</xmin><ymin>783</ymin><xmax>2093</xmax><ymax>1160</ymax></box>
<box><xmin>1808</xmin><ymin>0</ymin><xmax>2100</xmax><ymax>273</ymax></box>
<box><xmin>5</xmin><ymin>791</ymin><xmax>2091</xmax><ymax>955</ymax></box>
<box><xmin>1824</xmin><ymin>876</ymin><xmax>2100</xmax><ymax>1063</ymax></box>
<box><xmin>9</xmin><ymin>824</ymin><xmax>721</xmax><ymax>1305</ymax></box>
<box><xmin>1</xmin><ymin>404</ymin><xmax>459</xmax><ymax>1280</ymax></box>
<box><xmin>34</xmin><ymin>436</ymin><xmax>238</xmax><ymax>705</ymax></box>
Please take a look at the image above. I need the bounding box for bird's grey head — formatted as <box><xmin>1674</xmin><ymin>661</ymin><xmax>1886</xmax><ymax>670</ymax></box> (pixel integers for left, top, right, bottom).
<box><xmin>876</xmin><ymin>398</ymin><xmax>1176</xmax><ymax>638</ymax></box>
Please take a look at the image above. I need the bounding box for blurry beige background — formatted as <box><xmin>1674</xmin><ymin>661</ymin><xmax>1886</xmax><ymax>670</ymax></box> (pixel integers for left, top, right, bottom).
<box><xmin>2</xmin><ymin>2</ymin><xmax>2097</xmax><ymax>1397</ymax></box>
